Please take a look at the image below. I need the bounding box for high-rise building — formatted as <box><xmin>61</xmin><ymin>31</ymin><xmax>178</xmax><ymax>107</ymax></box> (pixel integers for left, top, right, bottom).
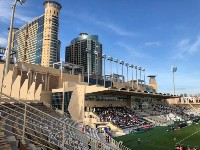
<box><xmin>65</xmin><ymin>33</ymin><xmax>102</xmax><ymax>76</ymax></box>
<box><xmin>11</xmin><ymin>0</ymin><xmax>62</xmax><ymax>67</ymax></box>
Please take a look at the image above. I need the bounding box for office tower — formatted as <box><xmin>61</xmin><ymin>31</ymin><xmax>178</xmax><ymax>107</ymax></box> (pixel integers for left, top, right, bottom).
<box><xmin>65</xmin><ymin>33</ymin><xmax>102</xmax><ymax>76</ymax></box>
<box><xmin>11</xmin><ymin>0</ymin><xmax>62</xmax><ymax>67</ymax></box>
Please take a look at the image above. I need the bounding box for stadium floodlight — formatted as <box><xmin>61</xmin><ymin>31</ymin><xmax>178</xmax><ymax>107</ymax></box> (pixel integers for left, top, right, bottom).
<box><xmin>142</xmin><ymin>68</ymin><xmax>146</xmax><ymax>86</ymax></box>
<box><xmin>102</xmin><ymin>54</ymin><xmax>106</xmax><ymax>87</ymax></box>
<box><xmin>94</xmin><ymin>51</ymin><xmax>98</xmax><ymax>86</ymax></box>
<box><xmin>129</xmin><ymin>64</ymin><xmax>134</xmax><ymax>89</ymax></box>
<box><xmin>86</xmin><ymin>48</ymin><xmax>91</xmax><ymax>85</ymax></box>
<box><xmin>18</xmin><ymin>0</ymin><xmax>26</xmax><ymax>5</ymax></box>
<box><xmin>138</xmin><ymin>67</ymin><xmax>142</xmax><ymax>86</ymax></box>
<box><xmin>134</xmin><ymin>66</ymin><xmax>138</xmax><ymax>88</ymax></box>
<box><xmin>119</xmin><ymin>60</ymin><xmax>124</xmax><ymax>86</ymax></box>
<box><xmin>171</xmin><ymin>66</ymin><xmax>177</xmax><ymax>95</ymax></box>
<box><xmin>4</xmin><ymin>0</ymin><xmax>26</xmax><ymax>77</ymax></box>
<box><xmin>107</xmin><ymin>56</ymin><xmax>113</xmax><ymax>86</ymax></box>
<box><xmin>125</xmin><ymin>62</ymin><xmax>129</xmax><ymax>85</ymax></box>
<box><xmin>114</xmin><ymin>58</ymin><xmax>119</xmax><ymax>88</ymax></box>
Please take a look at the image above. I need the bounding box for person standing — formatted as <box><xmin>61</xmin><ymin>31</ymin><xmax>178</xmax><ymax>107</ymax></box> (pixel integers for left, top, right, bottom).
<box><xmin>82</xmin><ymin>125</ymin><xmax>85</xmax><ymax>133</ymax></box>
<box><xmin>88</xmin><ymin>139</ymin><xmax>92</xmax><ymax>150</ymax></box>
<box><xmin>105</xmin><ymin>135</ymin><xmax>108</xmax><ymax>143</ymax></box>
<box><xmin>137</xmin><ymin>138</ymin><xmax>141</xmax><ymax>144</ymax></box>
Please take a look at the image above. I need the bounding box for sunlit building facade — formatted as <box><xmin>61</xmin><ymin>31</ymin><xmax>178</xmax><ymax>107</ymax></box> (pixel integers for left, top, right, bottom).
<box><xmin>11</xmin><ymin>1</ymin><xmax>62</xmax><ymax>67</ymax></box>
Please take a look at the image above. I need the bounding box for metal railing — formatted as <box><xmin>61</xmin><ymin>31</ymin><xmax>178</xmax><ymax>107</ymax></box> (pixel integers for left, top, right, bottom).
<box><xmin>84</xmin><ymin>110</ymin><xmax>131</xmax><ymax>150</ymax></box>
<box><xmin>0</xmin><ymin>92</ymin><xmax>127</xmax><ymax>150</ymax></box>
<box><xmin>188</xmin><ymin>103</ymin><xmax>200</xmax><ymax>114</ymax></box>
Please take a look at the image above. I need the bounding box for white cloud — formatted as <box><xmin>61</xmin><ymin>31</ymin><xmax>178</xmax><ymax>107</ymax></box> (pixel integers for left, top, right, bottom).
<box><xmin>145</xmin><ymin>41</ymin><xmax>161</xmax><ymax>47</ymax></box>
<box><xmin>63</xmin><ymin>10</ymin><xmax>136</xmax><ymax>37</ymax></box>
<box><xmin>95</xmin><ymin>21</ymin><xmax>135</xmax><ymax>37</ymax></box>
<box><xmin>116</xmin><ymin>42</ymin><xmax>143</xmax><ymax>57</ymax></box>
<box><xmin>0</xmin><ymin>37</ymin><xmax>7</xmax><ymax>46</ymax></box>
<box><xmin>0</xmin><ymin>1</ymin><xmax>33</xmax><ymax>24</ymax></box>
<box><xmin>175</xmin><ymin>36</ymin><xmax>200</xmax><ymax>58</ymax></box>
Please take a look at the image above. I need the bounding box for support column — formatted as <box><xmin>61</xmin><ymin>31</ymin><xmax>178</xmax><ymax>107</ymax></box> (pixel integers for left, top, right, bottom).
<box><xmin>62</xmin><ymin>82</ymin><xmax>65</xmax><ymax>115</ymax></box>
<box><xmin>47</xmin><ymin>73</ymin><xmax>50</xmax><ymax>91</ymax></box>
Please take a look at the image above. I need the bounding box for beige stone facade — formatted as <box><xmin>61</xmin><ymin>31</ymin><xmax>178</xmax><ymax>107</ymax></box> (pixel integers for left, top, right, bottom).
<box><xmin>0</xmin><ymin>62</ymin><xmax>81</xmax><ymax>101</ymax></box>
<box><xmin>0</xmin><ymin>61</ymin><xmax>179</xmax><ymax>134</ymax></box>
<box><xmin>41</xmin><ymin>1</ymin><xmax>62</xmax><ymax>67</ymax></box>
<box><xmin>11</xmin><ymin>1</ymin><xmax>61</xmax><ymax>67</ymax></box>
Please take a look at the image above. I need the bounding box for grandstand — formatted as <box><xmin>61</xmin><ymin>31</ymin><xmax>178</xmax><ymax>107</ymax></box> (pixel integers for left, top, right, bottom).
<box><xmin>0</xmin><ymin>92</ymin><xmax>130</xmax><ymax>150</ymax></box>
<box><xmin>1</xmin><ymin>62</ymin><xmax>199</xmax><ymax>150</ymax></box>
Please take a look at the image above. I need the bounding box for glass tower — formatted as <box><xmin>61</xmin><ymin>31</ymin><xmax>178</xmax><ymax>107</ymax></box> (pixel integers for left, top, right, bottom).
<box><xmin>11</xmin><ymin>0</ymin><xmax>62</xmax><ymax>67</ymax></box>
<box><xmin>65</xmin><ymin>33</ymin><xmax>102</xmax><ymax>76</ymax></box>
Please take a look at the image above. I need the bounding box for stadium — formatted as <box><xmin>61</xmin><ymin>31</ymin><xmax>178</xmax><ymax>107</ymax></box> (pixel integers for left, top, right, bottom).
<box><xmin>1</xmin><ymin>0</ymin><xmax>200</xmax><ymax>150</ymax></box>
<box><xmin>1</xmin><ymin>61</ymin><xmax>200</xmax><ymax>150</ymax></box>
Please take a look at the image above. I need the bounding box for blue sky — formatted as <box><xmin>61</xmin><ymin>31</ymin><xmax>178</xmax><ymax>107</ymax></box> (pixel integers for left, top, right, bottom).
<box><xmin>1</xmin><ymin>0</ymin><xmax>200</xmax><ymax>95</ymax></box>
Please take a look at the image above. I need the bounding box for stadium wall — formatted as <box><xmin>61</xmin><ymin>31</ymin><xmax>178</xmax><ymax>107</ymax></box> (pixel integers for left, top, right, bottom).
<box><xmin>0</xmin><ymin>63</ymin><xmax>5</xmax><ymax>93</ymax></box>
<box><xmin>84</xmin><ymin>101</ymin><xmax>128</xmax><ymax>107</ymax></box>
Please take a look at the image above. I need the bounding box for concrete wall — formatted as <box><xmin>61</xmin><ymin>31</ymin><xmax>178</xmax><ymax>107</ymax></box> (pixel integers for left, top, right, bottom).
<box><xmin>20</xmin><ymin>79</ymin><xmax>28</xmax><ymax>100</ymax></box>
<box><xmin>61</xmin><ymin>73</ymin><xmax>81</xmax><ymax>85</ymax></box>
<box><xmin>35</xmin><ymin>84</ymin><xmax>42</xmax><ymax>101</ymax></box>
<box><xmin>85</xmin><ymin>101</ymin><xmax>128</xmax><ymax>107</ymax></box>
<box><xmin>27</xmin><ymin>82</ymin><xmax>36</xmax><ymax>101</ymax></box>
<box><xmin>113</xmin><ymin>81</ymin><xmax>146</xmax><ymax>91</ymax></box>
<box><xmin>2</xmin><ymin>70</ymin><xmax>13</xmax><ymax>96</ymax></box>
<box><xmin>40</xmin><ymin>91</ymin><xmax>52</xmax><ymax>105</ymax></box>
<box><xmin>0</xmin><ymin>64</ymin><xmax>5</xmax><ymax>92</ymax></box>
<box><xmin>11</xmin><ymin>76</ymin><xmax>21</xmax><ymax>99</ymax></box>
<box><xmin>167</xmin><ymin>98</ymin><xmax>180</xmax><ymax>104</ymax></box>
<box><xmin>68</xmin><ymin>84</ymin><xmax>86</xmax><ymax>122</ymax></box>
<box><xmin>83</xmin><ymin>112</ymin><xmax>123</xmax><ymax>133</ymax></box>
<box><xmin>85</xmin><ymin>85</ymin><xmax>106</xmax><ymax>93</ymax></box>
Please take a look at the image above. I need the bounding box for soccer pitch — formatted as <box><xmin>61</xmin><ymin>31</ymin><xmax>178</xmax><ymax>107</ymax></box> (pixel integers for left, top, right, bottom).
<box><xmin>114</xmin><ymin>124</ymin><xmax>200</xmax><ymax>150</ymax></box>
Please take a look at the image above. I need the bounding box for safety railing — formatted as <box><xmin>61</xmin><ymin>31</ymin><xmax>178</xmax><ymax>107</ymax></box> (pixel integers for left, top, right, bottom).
<box><xmin>85</xmin><ymin>109</ymin><xmax>131</xmax><ymax>150</ymax></box>
<box><xmin>0</xmin><ymin>92</ymin><xmax>124</xmax><ymax>150</ymax></box>
<box><xmin>188</xmin><ymin>103</ymin><xmax>200</xmax><ymax>114</ymax></box>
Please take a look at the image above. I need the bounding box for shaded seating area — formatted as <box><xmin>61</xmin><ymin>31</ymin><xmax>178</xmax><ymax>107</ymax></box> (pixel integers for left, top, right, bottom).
<box><xmin>94</xmin><ymin>106</ymin><xmax>149</xmax><ymax>129</ymax></box>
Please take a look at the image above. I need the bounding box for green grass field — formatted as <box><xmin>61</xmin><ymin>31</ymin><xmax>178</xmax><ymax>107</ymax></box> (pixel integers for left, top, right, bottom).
<box><xmin>114</xmin><ymin>124</ymin><xmax>200</xmax><ymax>150</ymax></box>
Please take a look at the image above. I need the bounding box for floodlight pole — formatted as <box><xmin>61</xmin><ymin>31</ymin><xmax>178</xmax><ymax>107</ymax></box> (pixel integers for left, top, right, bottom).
<box><xmin>102</xmin><ymin>54</ymin><xmax>106</xmax><ymax>87</ymax></box>
<box><xmin>142</xmin><ymin>68</ymin><xmax>146</xmax><ymax>86</ymax></box>
<box><xmin>108</xmin><ymin>56</ymin><xmax>113</xmax><ymax>87</ymax></box>
<box><xmin>135</xmin><ymin>66</ymin><xmax>138</xmax><ymax>89</ymax></box>
<box><xmin>4</xmin><ymin>0</ymin><xmax>25</xmax><ymax>76</ymax></box>
<box><xmin>94</xmin><ymin>50</ymin><xmax>98</xmax><ymax>86</ymax></box>
<box><xmin>120</xmin><ymin>60</ymin><xmax>124</xmax><ymax>88</ymax></box>
<box><xmin>125</xmin><ymin>62</ymin><xmax>129</xmax><ymax>88</ymax></box>
<box><xmin>173</xmin><ymin>71</ymin><xmax>175</xmax><ymax>95</ymax></box>
<box><xmin>171</xmin><ymin>66</ymin><xmax>177</xmax><ymax>95</ymax></box>
<box><xmin>138</xmin><ymin>67</ymin><xmax>142</xmax><ymax>88</ymax></box>
<box><xmin>172</xmin><ymin>69</ymin><xmax>176</xmax><ymax>95</ymax></box>
<box><xmin>4</xmin><ymin>0</ymin><xmax>18</xmax><ymax>76</ymax></box>
<box><xmin>86</xmin><ymin>48</ymin><xmax>91</xmax><ymax>85</ymax></box>
<box><xmin>130</xmin><ymin>65</ymin><xmax>134</xmax><ymax>89</ymax></box>
<box><xmin>114</xmin><ymin>58</ymin><xmax>118</xmax><ymax>88</ymax></box>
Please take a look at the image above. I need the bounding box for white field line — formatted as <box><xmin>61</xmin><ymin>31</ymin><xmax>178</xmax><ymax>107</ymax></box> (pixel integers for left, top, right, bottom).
<box><xmin>176</xmin><ymin>127</ymin><xmax>200</xmax><ymax>144</ymax></box>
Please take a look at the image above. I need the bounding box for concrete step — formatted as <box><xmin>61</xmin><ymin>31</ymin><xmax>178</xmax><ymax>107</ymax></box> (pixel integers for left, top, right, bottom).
<box><xmin>0</xmin><ymin>144</ymin><xmax>12</xmax><ymax>150</ymax></box>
